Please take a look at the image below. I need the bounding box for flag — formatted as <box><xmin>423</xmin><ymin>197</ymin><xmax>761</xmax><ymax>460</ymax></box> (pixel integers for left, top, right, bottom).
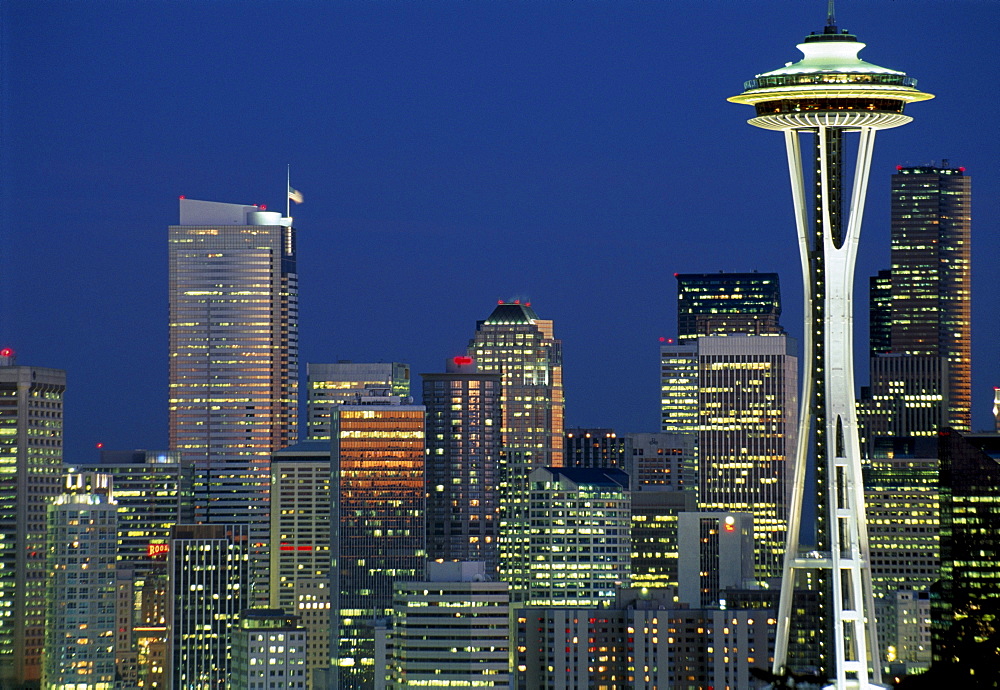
<box><xmin>288</xmin><ymin>185</ymin><xmax>303</xmax><ymax>204</ymax></box>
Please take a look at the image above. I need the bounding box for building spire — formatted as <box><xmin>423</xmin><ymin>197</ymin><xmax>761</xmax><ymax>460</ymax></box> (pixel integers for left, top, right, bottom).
<box><xmin>824</xmin><ymin>0</ymin><xmax>838</xmax><ymax>33</ymax></box>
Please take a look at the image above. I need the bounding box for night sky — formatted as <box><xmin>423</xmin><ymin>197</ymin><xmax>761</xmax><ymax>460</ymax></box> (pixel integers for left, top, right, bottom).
<box><xmin>3</xmin><ymin>1</ymin><xmax>997</xmax><ymax>463</ymax></box>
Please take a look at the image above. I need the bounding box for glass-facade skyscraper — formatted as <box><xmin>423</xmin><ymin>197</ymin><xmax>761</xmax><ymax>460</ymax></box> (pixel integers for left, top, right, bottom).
<box><xmin>168</xmin><ymin>198</ymin><xmax>297</xmax><ymax>597</ymax></box>
<box><xmin>306</xmin><ymin>361</ymin><xmax>410</xmax><ymax>440</ymax></box>
<box><xmin>0</xmin><ymin>352</ymin><xmax>65</xmax><ymax>688</ymax></box>
<box><xmin>466</xmin><ymin>301</ymin><xmax>564</xmax><ymax>600</ymax></box>
<box><xmin>675</xmin><ymin>272</ymin><xmax>784</xmax><ymax>341</ymax></box>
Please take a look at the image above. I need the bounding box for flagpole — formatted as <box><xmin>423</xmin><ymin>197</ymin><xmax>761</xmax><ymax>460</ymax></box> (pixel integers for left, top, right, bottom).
<box><xmin>286</xmin><ymin>164</ymin><xmax>291</xmax><ymax>218</ymax></box>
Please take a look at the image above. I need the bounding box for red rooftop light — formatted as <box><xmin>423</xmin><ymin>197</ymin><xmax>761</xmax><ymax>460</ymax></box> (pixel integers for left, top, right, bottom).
<box><xmin>0</xmin><ymin>347</ymin><xmax>13</xmax><ymax>357</ymax></box>
<box><xmin>96</xmin><ymin>442</ymin><xmax>104</xmax><ymax>449</ymax></box>
<box><xmin>260</xmin><ymin>204</ymin><xmax>267</xmax><ymax>210</ymax></box>
<box><xmin>453</xmin><ymin>356</ymin><xmax>473</xmax><ymax>366</ymax></box>
<box><xmin>525</xmin><ymin>302</ymin><xmax>531</xmax><ymax>307</ymax></box>
<box><xmin>179</xmin><ymin>195</ymin><xmax>186</xmax><ymax>199</ymax></box>
<box><xmin>959</xmin><ymin>167</ymin><xmax>966</xmax><ymax>172</ymax></box>
<box><xmin>514</xmin><ymin>299</ymin><xmax>520</xmax><ymax>304</ymax></box>
<box><xmin>497</xmin><ymin>300</ymin><xmax>503</xmax><ymax>305</ymax></box>
<box><xmin>896</xmin><ymin>166</ymin><xmax>903</xmax><ymax>171</ymax></box>
<box><xmin>659</xmin><ymin>337</ymin><xmax>666</xmax><ymax>342</ymax></box>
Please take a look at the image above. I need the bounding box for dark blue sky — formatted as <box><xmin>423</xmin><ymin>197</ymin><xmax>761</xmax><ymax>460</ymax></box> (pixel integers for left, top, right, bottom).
<box><xmin>2</xmin><ymin>1</ymin><xmax>997</xmax><ymax>462</ymax></box>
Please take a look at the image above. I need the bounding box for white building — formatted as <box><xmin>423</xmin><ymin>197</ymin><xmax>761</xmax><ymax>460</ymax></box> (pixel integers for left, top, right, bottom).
<box><xmin>390</xmin><ymin>562</ymin><xmax>509</xmax><ymax>689</ymax></box>
<box><xmin>231</xmin><ymin>609</ymin><xmax>307</xmax><ymax>690</ymax></box>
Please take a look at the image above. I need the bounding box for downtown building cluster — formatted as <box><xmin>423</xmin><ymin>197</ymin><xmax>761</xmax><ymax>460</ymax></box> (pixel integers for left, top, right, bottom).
<box><xmin>0</xmin><ymin>24</ymin><xmax>994</xmax><ymax>690</ymax></box>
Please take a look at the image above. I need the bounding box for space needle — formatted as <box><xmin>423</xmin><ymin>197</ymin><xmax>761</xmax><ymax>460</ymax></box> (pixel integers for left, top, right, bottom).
<box><xmin>728</xmin><ymin>3</ymin><xmax>932</xmax><ymax>689</ymax></box>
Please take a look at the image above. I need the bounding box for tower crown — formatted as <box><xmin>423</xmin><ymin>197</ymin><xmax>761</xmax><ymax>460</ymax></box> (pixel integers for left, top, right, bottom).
<box><xmin>728</xmin><ymin>25</ymin><xmax>933</xmax><ymax>131</ymax></box>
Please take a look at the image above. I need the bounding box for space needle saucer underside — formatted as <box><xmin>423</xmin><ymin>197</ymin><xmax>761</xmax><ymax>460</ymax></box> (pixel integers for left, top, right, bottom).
<box><xmin>747</xmin><ymin>111</ymin><xmax>914</xmax><ymax>131</ymax></box>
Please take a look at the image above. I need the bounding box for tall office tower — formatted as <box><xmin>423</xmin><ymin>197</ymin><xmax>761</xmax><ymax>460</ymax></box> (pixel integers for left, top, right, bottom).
<box><xmin>306</xmin><ymin>362</ymin><xmax>410</xmax><ymax>440</ymax></box>
<box><xmin>628</xmin><ymin>432</ymin><xmax>697</xmax><ymax>491</ymax></box>
<box><xmin>330</xmin><ymin>391</ymin><xmax>425</xmax><ymax>689</ymax></box>
<box><xmin>231</xmin><ymin>610</ymin><xmax>307</xmax><ymax>690</ymax></box>
<box><xmin>869</xmin><ymin>270</ymin><xmax>893</xmax><ymax>355</ymax></box>
<box><xmin>890</xmin><ymin>166</ymin><xmax>971</xmax><ymax>430</ymax></box>
<box><xmin>168</xmin><ymin>198</ymin><xmax>297</xmax><ymax>593</ymax></box>
<box><xmin>630</xmin><ymin>490</ymin><xmax>697</xmax><ymax>591</ymax></box>
<box><xmin>565</xmin><ymin>428</ymin><xmax>629</xmax><ymax>472</ymax></box>
<box><xmin>42</xmin><ymin>472</ymin><xmax>118</xmax><ymax>690</ymax></box>
<box><xmin>267</xmin><ymin>440</ymin><xmax>331</xmax><ymax>689</ymax></box>
<box><xmin>0</xmin><ymin>350</ymin><xmax>65</xmax><ymax>688</ymax></box>
<box><xmin>676</xmin><ymin>271</ymin><xmax>785</xmax><ymax>340</ymax></box>
<box><xmin>389</xmin><ymin>562</ymin><xmax>510</xmax><ymax>689</ymax></box>
<box><xmin>135</xmin><ymin>562</ymin><xmax>169</xmax><ymax>690</ymax></box>
<box><xmin>857</xmin><ymin>355</ymin><xmax>947</xmax><ymax>457</ymax></box>
<box><xmin>932</xmin><ymin>430</ymin><xmax>1000</xmax><ymax>667</ymax></box>
<box><xmin>659</xmin><ymin>341</ymin><xmax>699</xmax><ymax>433</ymax></box>
<box><xmin>422</xmin><ymin>357</ymin><xmax>501</xmax><ymax>572</ymax></box>
<box><xmin>166</xmin><ymin>523</ymin><xmax>250</xmax><ymax>688</ymax></box>
<box><xmin>696</xmin><ymin>335</ymin><xmax>798</xmax><ymax>583</ymax></box>
<box><xmin>85</xmin><ymin>449</ymin><xmax>196</xmax><ymax>570</ymax></box>
<box><xmin>730</xmin><ymin>8</ymin><xmax>932</xmax><ymax>684</ymax></box>
<box><xmin>862</xmin><ymin>439</ymin><xmax>939</xmax><ymax>665</ymax></box>
<box><xmin>526</xmin><ymin>467</ymin><xmax>630</xmax><ymax>607</ymax></box>
<box><xmin>466</xmin><ymin>301</ymin><xmax>564</xmax><ymax>600</ymax></box>
<box><xmin>677</xmin><ymin>512</ymin><xmax>755</xmax><ymax>608</ymax></box>
<box><xmin>115</xmin><ymin>569</ymin><xmax>139</xmax><ymax>689</ymax></box>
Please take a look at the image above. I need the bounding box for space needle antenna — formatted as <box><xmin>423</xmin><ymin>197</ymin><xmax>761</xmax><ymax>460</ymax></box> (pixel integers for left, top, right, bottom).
<box><xmin>827</xmin><ymin>0</ymin><xmax>837</xmax><ymax>29</ymax></box>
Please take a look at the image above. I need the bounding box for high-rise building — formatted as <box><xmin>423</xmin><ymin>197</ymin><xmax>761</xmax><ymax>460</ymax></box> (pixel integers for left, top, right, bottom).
<box><xmin>84</xmin><ymin>449</ymin><xmax>195</xmax><ymax>571</ymax></box>
<box><xmin>166</xmin><ymin>523</ymin><xmax>250</xmax><ymax>688</ymax></box>
<box><xmin>932</xmin><ymin>430</ymin><xmax>1000</xmax><ymax>666</ymax></box>
<box><xmin>526</xmin><ymin>467</ymin><xmax>630</xmax><ymax>607</ymax></box>
<box><xmin>134</xmin><ymin>562</ymin><xmax>169</xmax><ymax>690</ymax></box>
<box><xmin>231</xmin><ymin>609</ymin><xmax>307</xmax><ymax>690</ymax></box>
<box><xmin>42</xmin><ymin>472</ymin><xmax>118</xmax><ymax>690</ymax></box>
<box><xmin>869</xmin><ymin>269</ymin><xmax>893</xmax><ymax>355</ymax></box>
<box><xmin>677</xmin><ymin>512</ymin><xmax>755</xmax><ymax>608</ymax></box>
<box><xmin>422</xmin><ymin>357</ymin><xmax>501</xmax><ymax>572</ymax></box>
<box><xmin>659</xmin><ymin>341</ymin><xmax>699</xmax><ymax>434</ymax></box>
<box><xmin>0</xmin><ymin>350</ymin><xmax>65</xmax><ymax>688</ymax></box>
<box><xmin>630</xmin><ymin>489</ymin><xmax>697</xmax><ymax>591</ymax></box>
<box><xmin>694</xmin><ymin>335</ymin><xmax>798</xmax><ymax>583</ymax></box>
<box><xmin>467</xmin><ymin>301</ymin><xmax>564</xmax><ymax>599</ymax></box>
<box><xmin>627</xmin><ymin>432</ymin><xmax>697</xmax><ymax>492</ymax></box>
<box><xmin>676</xmin><ymin>271</ymin><xmax>784</xmax><ymax>340</ymax></box>
<box><xmin>863</xmin><ymin>439</ymin><xmax>939</xmax><ymax>664</ymax></box>
<box><xmin>306</xmin><ymin>362</ymin><xmax>410</xmax><ymax>440</ymax></box>
<box><xmin>729</xmin><ymin>8</ymin><xmax>932</xmax><ymax>684</ymax></box>
<box><xmin>389</xmin><ymin>562</ymin><xmax>510</xmax><ymax>689</ymax></box>
<box><xmin>267</xmin><ymin>440</ymin><xmax>331</xmax><ymax>689</ymax></box>
<box><xmin>168</xmin><ymin>198</ymin><xmax>297</xmax><ymax>591</ymax></box>
<box><xmin>564</xmin><ymin>428</ymin><xmax>628</xmax><ymax>473</ymax></box>
<box><xmin>889</xmin><ymin>166</ymin><xmax>971</xmax><ymax>430</ymax></box>
<box><xmin>330</xmin><ymin>390</ymin><xmax>425</xmax><ymax>689</ymax></box>
<box><xmin>858</xmin><ymin>355</ymin><xmax>948</xmax><ymax>457</ymax></box>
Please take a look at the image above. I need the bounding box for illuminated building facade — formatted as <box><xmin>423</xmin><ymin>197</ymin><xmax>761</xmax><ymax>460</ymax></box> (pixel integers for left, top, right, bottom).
<box><xmin>231</xmin><ymin>609</ymin><xmax>307</xmax><ymax>690</ymax></box>
<box><xmin>565</xmin><ymin>428</ymin><xmax>628</xmax><ymax>472</ymax></box>
<box><xmin>467</xmin><ymin>301</ymin><xmax>564</xmax><ymax>600</ymax></box>
<box><xmin>628</xmin><ymin>432</ymin><xmax>697</xmax><ymax>491</ymax></box>
<box><xmin>729</xmin><ymin>9</ymin><xmax>932</xmax><ymax>683</ymax></box>
<box><xmin>389</xmin><ymin>562</ymin><xmax>510</xmax><ymax>689</ymax></box>
<box><xmin>932</xmin><ymin>430</ymin><xmax>1000</xmax><ymax>666</ymax></box>
<box><xmin>42</xmin><ymin>472</ymin><xmax>118</xmax><ymax>690</ymax></box>
<box><xmin>659</xmin><ymin>341</ymin><xmax>699</xmax><ymax>433</ymax></box>
<box><xmin>134</xmin><ymin>563</ymin><xmax>169</xmax><ymax>690</ymax></box>
<box><xmin>889</xmin><ymin>166</ymin><xmax>971</xmax><ymax>431</ymax></box>
<box><xmin>306</xmin><ymin>362</ymin><xmax>410</xmax><ymax>440</ymax></box>
<box><xmin>166</xmin><ymin>523</ymin><xmax>250</xmax><ymax>689</ymax></box>
<box><xmin>421</xmin><ymin>357</ymin><xmax>501</xmax><ymax>572</ymax></box>
<box><xmin>168</xmin><ymin>198</ymin><xmax>297</xmax><ymax>596</ymax></box>
<box><xmin>630</xmin><ymin>489</ymin><xmax>697</xmax><ymax>591</ymax></box>
<box><xmin>676</xmin><ymin>271</ymin><xmax>785</xmax><ymax>340</ymax></box>
<box><xmin>858</xmin><ymin>355</ymin><xmax>947</xmax><ymax>457</ymax></box>
<box><xmin>330</xmin><ymin>392</ymin><xmax>425</xmax><ymax>689</ymax></box>
<box><xmin>526</xmin><ymin>467</ymin><xmax>630</xmax><ymax>607</ymax></box>
<box><xmin>695</xmin><ymin>335</ymin><xmax>798</xmax><ymax>583</ymax></box>
<box><xmin>677</xmin><ymin>512</ymin><xmax>755</xmax><ymax>608</ymax></box>
<box><xmin>267</xmin><ymin>440</ymin><xmax>331</xmax><ymax>689</ymax></box>
<box><xmin>0</xmin><ymin>352</ymin><xmax>65</xmax><ymax>688</ymax></box>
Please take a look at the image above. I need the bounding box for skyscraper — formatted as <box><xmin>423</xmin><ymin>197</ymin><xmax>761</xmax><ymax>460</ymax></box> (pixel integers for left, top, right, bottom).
<box><xmin>565</xmin><ymin>428</ymin><xmax>629</xmax><ymax>473</ymax></box>
<box><xmin>166</xmin><ymin>523</ymin><xmax>250</xmax><ymax>688</ymax></box>
<box><xmin>306</xmin><ymin>362</ymin><xmax>410</xmax><ymax>440</ymax></box>
<box><xmin>422</xmin><ymin>357</ymin><xmax>501</xmax><ymax>572</ymax></box>
<box><xmin>466</xmin><ymin>301</ymin><xmax>564</xmax><ymax>599</ymax></box>
<box><xmin>676</xmin><ymin>272</ymin><xmax>784</xmax><ymax>340</ymax></box>
<box><xmin>0</xmin><ymin>350</ymin><xmax>65</xmax><ymax>688</ymax></box>
<box><xmin>168</xmin><ymin>197</ymin><xmax>297</xmax><ymax>597</ymax></box>
<box><xmin>695</xmin><ymin>335</ymin><xmax>798</xmax><ymax>583</ymax></box>
<box><xmin>43</xmin><ymin>472</ymin><xmax>118</xmax><ymax>690</ymax></box>
<box><xmin>659</xmin><ymin>340</ymin><xmax>699</xmax><ymax>433</ymax></box>
<box><xmin>330</xmin><ymin>390</ymin><xmax>425</xmax><ymax>689</ymax></box>
<box><xmin>889</xmin><ymin>165</ymin><xmax>972</xmax><ymax>430</ymax></box>
<box><xmin>729</xmin><ymin>8</ymin><xmax>932</xmax><ymax>685</ymax></box>
<box><xmin>677</xmin><ymin>512</ymin><xmax>755</xmax><ymax>608</ymax></box>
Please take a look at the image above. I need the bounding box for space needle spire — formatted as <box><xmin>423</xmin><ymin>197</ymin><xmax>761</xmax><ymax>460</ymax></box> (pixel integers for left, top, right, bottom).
<box><xmin>729</xmin><ymin>7</ymin><xmax>933</xmax><ymax>690</ymax></box>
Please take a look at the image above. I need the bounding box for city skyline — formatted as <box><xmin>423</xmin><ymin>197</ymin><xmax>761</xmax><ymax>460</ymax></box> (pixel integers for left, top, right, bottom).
<box><xmin>2</xmin><ymin>2</ymin><xmax>998</xmax><ymax>463</ymax></box>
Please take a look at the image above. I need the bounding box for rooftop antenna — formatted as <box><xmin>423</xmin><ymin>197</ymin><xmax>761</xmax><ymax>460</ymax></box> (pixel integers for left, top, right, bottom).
<box><xmin>825</xmin><ymin>0</ymin><xmax>838</xmax><ymax>32</ymax></box>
